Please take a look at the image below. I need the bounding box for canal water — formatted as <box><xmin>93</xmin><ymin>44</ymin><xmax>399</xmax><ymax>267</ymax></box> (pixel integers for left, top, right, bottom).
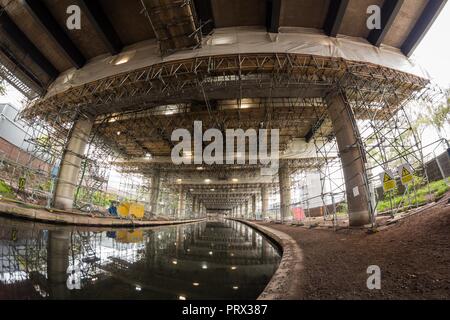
<box><xmin>0</xmin><ymin>218</ymin><xmax>281</xmax><ymax>300</ymax></box>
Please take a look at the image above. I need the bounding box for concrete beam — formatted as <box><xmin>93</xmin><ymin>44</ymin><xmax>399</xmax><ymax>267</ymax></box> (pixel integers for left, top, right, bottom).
<box><xmin>367</xmin><ymin>0</ymin><xmax>404</xmax><ymax>47</ymax></box>
<box><xmin>266</xmin><ymin>0</ymin><xmax>282</xmax><ymax>33</ymax></box>
<box><xmin>401</xmin><ymin>0</ymin><xmax>447</xmax><ymax>57</ymax></box>
<box><xmin>324</xmin><ymin>0</ymin><xmax>349</xmax><ymax>37</ymax></box>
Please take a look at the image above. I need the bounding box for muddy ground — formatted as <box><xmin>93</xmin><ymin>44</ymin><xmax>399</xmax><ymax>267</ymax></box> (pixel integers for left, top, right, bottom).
<box><xmin>258</xmin><ymin>196</ymin><xmax>450</xmax><ymax>299</ymax></box>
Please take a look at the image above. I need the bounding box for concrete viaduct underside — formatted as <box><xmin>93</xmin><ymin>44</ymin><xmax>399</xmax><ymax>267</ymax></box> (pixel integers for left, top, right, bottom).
<box><xmin>0</xmin><ymin>0</ymin><xmax>446</xmax><ymax>226</ymax></box>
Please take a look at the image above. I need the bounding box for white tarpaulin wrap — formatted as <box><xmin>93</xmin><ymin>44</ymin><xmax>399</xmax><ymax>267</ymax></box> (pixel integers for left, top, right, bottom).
<box><xmin>45</xmin><ymin>27</ymin><xmax>429</xmax><ymax>99</ymax></box>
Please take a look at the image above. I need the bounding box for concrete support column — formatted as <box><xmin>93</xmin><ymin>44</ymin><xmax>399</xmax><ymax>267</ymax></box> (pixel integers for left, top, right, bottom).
<box><xmin>261</xmin><ymin>185</ymin><xmax>269</xmax><ymax>220</ymax></box>
<box><xmin>192</xmin><ymin>196</ymin><xmax>197</xmax><ymax>216</ymax></box>
<box><xmin>278</xmin><ymin>161</ymin><xmax>291</xmax><ymax>223</ymax></box>
<box><xmin>326</xmin><ymin>91</ymin><xmax>371</xmax><ymax>226</ymax></box>
<box><xmin>150</xmin><ymin>170</ymin><xmax>161</xmax><ymax>215</ymax></box>
<box><xmin>163</xmin><ymin>190</ymin><xmax>169</xmax><ymax>217</ymax></box>
<box><xmin>245</xmin><ymin>201</ymin><xmax>249</xmax><ymax>220</ymax></box>
<box><xmin>251</xmin><ymin>194</ymin><xmax>256</xmax><ymax>220</ymax></box>
<box><xmin>54</xmin><ymin>118</ymin><xmax>93</xmax><ymax>210</ymax></box>
<box><xmin>178</xmin><ymin>186</ymin><xmax>185</xmax><ymax>219</ymax></box>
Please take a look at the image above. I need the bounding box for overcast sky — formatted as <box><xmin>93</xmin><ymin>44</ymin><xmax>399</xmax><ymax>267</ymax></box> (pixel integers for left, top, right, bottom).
<box><xmin>1</xmin><ymin>5</ymin><xmax>450</xmax><ymax>108</ymax></box>
<box><xmin>412</xmin><ymin>3</ymin><xmax>450</xmax><ymax>88</ymax></box>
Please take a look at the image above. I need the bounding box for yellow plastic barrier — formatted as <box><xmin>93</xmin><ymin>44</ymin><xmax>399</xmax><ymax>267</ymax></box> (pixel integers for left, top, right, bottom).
<box><xmin>129</xmin><ymin>203</ymin><xmax>145</xmax><ymax>219</ymax></box>
<box><xmin>117</xmin><ymin>202</ymin><xmax>144</xmax><ymax>219</ymax></box>
<box><xmin>117</xmin><ymin>202</ymin><xmax>130</xmax><ymax>218</ymax></box>
<box><xmin>117</xmin><ymin>230</ymin><xmax>144</xmax><ymax>243</ymax></box>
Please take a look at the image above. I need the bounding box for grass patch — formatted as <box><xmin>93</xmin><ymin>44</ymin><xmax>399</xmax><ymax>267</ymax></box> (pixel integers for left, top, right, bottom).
<box><xmin>377</xmin><ymin>179</ymin><xmax>449</xmax><ymax>212</ymax></box>
<box><xmin>0</xmin><ymin>179</ymin><xmax>15</xmax><ymax>198</ymax></box>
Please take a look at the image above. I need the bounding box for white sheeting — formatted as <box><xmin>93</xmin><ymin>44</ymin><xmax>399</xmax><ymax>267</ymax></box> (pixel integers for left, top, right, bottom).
<box><xmin>45</xmin><ymin>27</ymin><xmax>429</xmax><ymax>99</ymax></box>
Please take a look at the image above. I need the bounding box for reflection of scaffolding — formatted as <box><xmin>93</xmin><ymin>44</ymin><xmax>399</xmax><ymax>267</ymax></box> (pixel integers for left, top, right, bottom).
<box><xmin>0</xmin><ymin>229</ymin><xmax>47</xmax><ymax>288</ymax></box>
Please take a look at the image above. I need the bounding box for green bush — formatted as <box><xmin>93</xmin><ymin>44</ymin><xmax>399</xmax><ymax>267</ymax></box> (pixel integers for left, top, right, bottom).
<box><xmin>0</xmin><ymin>179</ymin><xmax>15</xmax><ymax>198</ymax></box>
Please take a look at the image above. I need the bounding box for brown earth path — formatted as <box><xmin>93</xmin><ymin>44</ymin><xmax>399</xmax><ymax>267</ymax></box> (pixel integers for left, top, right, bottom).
<box><xmin>256</xmin><ymin>196</ymin><xmax>450</xmax><ymax>299</ymax></box>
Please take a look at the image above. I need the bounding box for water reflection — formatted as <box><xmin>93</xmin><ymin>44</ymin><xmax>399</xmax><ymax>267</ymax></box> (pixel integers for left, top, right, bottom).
<box><xmin>0</xmin><ymin>219</ymin><xmax>280</xmax><ymax>300</ymax></box>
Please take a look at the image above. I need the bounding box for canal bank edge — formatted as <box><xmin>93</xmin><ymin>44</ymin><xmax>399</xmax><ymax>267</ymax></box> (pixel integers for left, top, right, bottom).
<box><xmin>0</xmin><ymin>200</ymin><xmax>205</xmax><ymax>228</ymax></box>
<box><xmin>228</xmin><ymin>219</ymin><xmax>303</xmax><ymax>300</ymax></box>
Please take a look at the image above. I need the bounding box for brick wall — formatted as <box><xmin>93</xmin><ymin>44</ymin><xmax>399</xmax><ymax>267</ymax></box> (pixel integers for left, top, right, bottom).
<box><xmin>0</xmin><ymin>137</ymin><xmax>51</xmax><ymax>173</ymax></box>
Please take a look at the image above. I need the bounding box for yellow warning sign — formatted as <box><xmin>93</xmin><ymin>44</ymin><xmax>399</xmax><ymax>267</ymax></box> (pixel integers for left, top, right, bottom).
<box><xmin>398</xmin><ymin>164</ymin><xmax>414</xmax><ymax>186</ymax></box>
<box><xmin>380</xmin><ymin>171</ymin><xmax>396</xmax><ymax>192</ymax></box>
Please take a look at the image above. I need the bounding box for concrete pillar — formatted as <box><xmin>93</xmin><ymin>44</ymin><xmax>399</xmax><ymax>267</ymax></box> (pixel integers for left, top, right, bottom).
<box><xmin>261</xmin><ymin>185</ymin><xmax>269</xmax><ymax>220</ymax></box>
<box><xmin>54</xmin><ymin>118</ymin><xmax>93</xmax><ymax>210</ymax></box>
<box><xmin>279</xmin><ymin>161</ymin><xmax>291</xmax><ymax>223</ymax></box>
<box><xmin>245</xmin><ymin>201</ymin><xmax>249</xmax><ymax>219</ymax></box>
<box><xmin>326</xmin><ymin>91</ymin><xmax>371</xmax><ymax>226</ymax></box>
<box><xmin>150</xmin><ymin>170</ymin><xmax>161</xmax><ymax>215</ymax></box>
<box><xmin>197</xmin><ymin>199</ymin><xmax>202</xmax><ymax>215</ymax></box>
<box><xmin>239</xmin><ymin>204</ymin><xmax>243</xmax><ymax>218</ymax></box>
<box><xmin>192</xmin><ymin>196</ymin><xmax>197</xmax><ymax>216</ymax></box>
<box><xmin>178</xmin><ymin>186</ymin><xmax>185</xmax><ymax>219</ymax></box>
<box><xmin>251</xmin><ymin>194</ymin><xmax>256</xmax><ymax>220</ymax></box>
<box><xmin>163</xmin><ymin>190</ymin><xmax>169</xmax><ymax>217</ymax></box>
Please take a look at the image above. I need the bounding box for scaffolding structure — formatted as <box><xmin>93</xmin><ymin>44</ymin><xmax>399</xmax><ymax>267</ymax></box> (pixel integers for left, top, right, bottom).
<box><xmin>283</xmin><ymin>82</ymin><xmax>449</xmax><ymax>227</ymax></box>
<box><xmin>2</xmin><ymin>51</ymin><xmax>443</xmax><ymax>223</ymax></box>
<box><xmin>73</xmin><ymin>135</ymin><xmax>117</xmax><ymax>212</ymax></box>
